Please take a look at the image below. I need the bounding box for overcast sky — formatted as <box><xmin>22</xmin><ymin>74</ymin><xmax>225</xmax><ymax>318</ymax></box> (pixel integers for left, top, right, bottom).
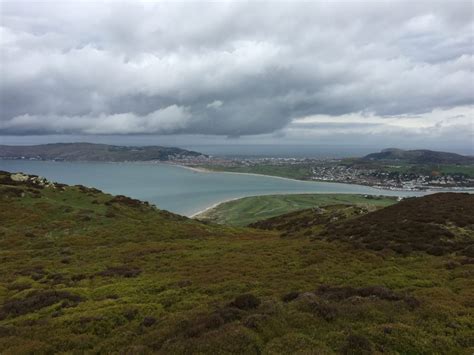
<box><xmin>0</xmin><ymin>0</ymin><xmax>473</xmax><ymax>153</ymax></box>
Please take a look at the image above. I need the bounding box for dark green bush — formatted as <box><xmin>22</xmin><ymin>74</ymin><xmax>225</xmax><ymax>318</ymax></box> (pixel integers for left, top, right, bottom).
<box><xmin>341</xmin><ymin>334</ymin><xmax>374</xmax><ymax>355</ymax></box>
<box><xmin>229</xmin><ymin>294</ymin><xmax>261</xmax><ymax>310</ymax></box>
<box><xmin>0</xmin><ymin>291</ymin><xmax>83</xmax><ymax>319</ymax></box>
<box><xmin>97</xmin><ymin>266</ymin><xmax>141</xmax><ymax>278</ymax></box>
<box><xmin>142</xmin><ymin>317</ymin><xmax>157</xmax><ymax>327</ymax></box>
<box><xmin>282</xmin><ymin>291</ymin><xmax>300</xmax><ymax>303</ymax></box>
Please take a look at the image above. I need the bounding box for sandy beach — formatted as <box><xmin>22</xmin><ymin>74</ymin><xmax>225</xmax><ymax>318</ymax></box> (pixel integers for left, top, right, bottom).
<box><xmin>174</xmin><ymin>163</ymin><xmax>322</xmax><ymax>183</ymax></box>
<box><xmin>190</xmin><ymin>196</ymin><xmax>242</xmax><ymax>218</ymax></box>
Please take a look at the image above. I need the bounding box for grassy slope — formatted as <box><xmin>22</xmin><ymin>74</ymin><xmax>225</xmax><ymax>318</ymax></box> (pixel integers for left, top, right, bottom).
<box><xmin>0</xmin><ymin>173</ymin><xmax>473</xmax><ymax>354</ymax></box>
<box><xmin>195</xmin><ymin>193</ymin><xmax>397</xmax><ymax>226</ymax></box>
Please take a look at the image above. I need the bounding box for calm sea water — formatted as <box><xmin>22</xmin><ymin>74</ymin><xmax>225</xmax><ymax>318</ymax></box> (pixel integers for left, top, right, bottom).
<box><xmin>0</xmin><ymin>160</ymin><xmax>431</xmax><ymax>216</ymax></box>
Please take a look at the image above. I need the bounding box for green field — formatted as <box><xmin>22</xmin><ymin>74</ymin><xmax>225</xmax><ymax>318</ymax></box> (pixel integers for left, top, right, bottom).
<box><xmin>195</xmin><ymin>193</ymin><xmax>398</xmax><ymax>226</ymax></box>
<box><xmin>381</xmin><ymin>163</ymin><xmax>474</xmax><ymax>176</ymax></box>
<box><xmin>436</xmin><ymin>164</ymin><xmax>474</xmax><ymax>176</ymax></box>
<box><xmin>199</xmin><ymin>164</ymin><xmax>314</xmax><ymax>180</ymax></box>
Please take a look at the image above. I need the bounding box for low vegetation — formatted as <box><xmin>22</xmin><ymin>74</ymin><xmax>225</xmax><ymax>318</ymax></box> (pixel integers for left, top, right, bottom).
<box><xmin>1</xmin><ymin>171</ymin><xmax>473</xmax><ymax>353</ymax></box>
<box><xmin>249</xmin><ymin>205</ymin><xmax>370</xmax><ymax>236</ymax></box>
<box><xmin>319</xmin><ymin>193</ymin><xmax>474</xmax><ymax>256</ymax></box>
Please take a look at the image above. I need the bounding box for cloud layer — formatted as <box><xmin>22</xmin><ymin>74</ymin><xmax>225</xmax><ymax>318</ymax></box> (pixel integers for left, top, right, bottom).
<box><xmin>0</xmin><ymin>0</ymin><xmax>473</xmax><ymax>140</ymax></box>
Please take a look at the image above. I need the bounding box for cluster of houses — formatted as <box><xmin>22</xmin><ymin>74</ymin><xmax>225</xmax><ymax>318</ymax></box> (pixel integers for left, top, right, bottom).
<box><xmin>310</xmin><ymin>165</ymin><xmax>474</xmax><ymax>190</ymax></box>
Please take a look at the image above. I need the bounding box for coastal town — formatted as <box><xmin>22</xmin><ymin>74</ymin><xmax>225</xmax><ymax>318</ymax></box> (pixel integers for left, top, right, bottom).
<box><xmin>2</xmin><ymin>143</ymin><xmax>473</xmax><ymax>192</ymax></box>
<box><xmin>309</xmin><ymin>164</ymin><xmax>474</xmax><ymax>190</ymax></box>
<box><xmin>176</xmin><ymin>155</ymin><xmax>474</xmax><ymax>191</ymax></box>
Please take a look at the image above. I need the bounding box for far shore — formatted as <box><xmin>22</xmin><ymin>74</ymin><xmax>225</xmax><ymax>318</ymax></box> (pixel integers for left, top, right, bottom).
<box><xmin>173</xmin><ymin>163</ymin><xmax>344</xmax><ymax>184</ymax></box>
<box><xmin>173</xmin><ymin>163</ymin><xmax>474</xmax><ymax>194</ymax></box>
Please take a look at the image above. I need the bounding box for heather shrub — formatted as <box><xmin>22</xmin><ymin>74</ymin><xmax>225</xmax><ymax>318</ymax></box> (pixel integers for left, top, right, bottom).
<box><xmin>341</xmin><ymin>334</ymin><xmax>374</xmax><ymax>355</ymax></box>
<box><xmin>229</xmin><ymin>294</ymin><xmax>261</xmax><ymax>310</ymax></box>
<box><xmin>97</xmin><ymin>266</ymin><xmax>142</xmax><ymax>278</ymax></box>
<box><xmin>142</xmin><ymin>317</ymin><xmax>157</xmax><ymax>327</ymax></box>
<box><xmin>282</xmin><ymin>291</ymin><xmax>300</xmax><ymax>303</ymax></box>
<box><xmin>0</xmin><ymin>291</ymin><xmax>83</xmax><ymax>319</ymax></box>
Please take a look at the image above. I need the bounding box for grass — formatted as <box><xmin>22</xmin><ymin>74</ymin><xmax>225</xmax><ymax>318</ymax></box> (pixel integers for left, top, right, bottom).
<box><xmin>1</xmin><ymin>171</ymin><xmax>473</xmax><ymax>354</ymax></box>
<box><xmin>354</xmin><ymin>161</ymin><xmax>474</xmax><ymax>177</ymax></box>
<box><xmin>436</xmin><ymin>164</ymin><xmax>474</xmax><ymax>176</ymax></box>
<box><xmin>195</xmin><ymin>193</ymin><xmax>398</xmax><ymax>226</ymax></box>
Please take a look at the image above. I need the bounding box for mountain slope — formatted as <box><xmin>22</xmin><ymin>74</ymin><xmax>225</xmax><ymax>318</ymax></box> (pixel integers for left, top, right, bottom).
<box><xmin>249</xmin><ymin>204</ymin><xmax>373</xmax><ymax>236</ymax></box>
<box><xmin>251</xmin><ymin>193</ymin><xmax>474</xmax><ymax>256</ymax></box>
<box><xmin>0</xmin><ymin>143</ymin><xmax>205</xmax><ymax>162</ymax></box>
<box><xmin>0</xmin><ymin>171</ymin><xmax>473</xmax><ymax>353</ymax></box>
<box><xmin>320</xmin><ymin>193</ymin><xmax>474</xmax><ymax>255</ymax></box>
<box><xmin>362</xmin><ymin>148</ymin><xmax>474</xmax><ymax>165</ymax></box>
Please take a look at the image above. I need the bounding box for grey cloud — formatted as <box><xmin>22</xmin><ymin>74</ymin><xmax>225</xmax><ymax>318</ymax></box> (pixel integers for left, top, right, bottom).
<box><xmin>0</xmin><ymin>0</ymin><xmax>473</xmax><ymax>136</ymax></box>
<box><xmin>290</xmin><ymin>122</ymin><xmax>383</xmax><ymax>130</ymax></box>
<box><xmin>0</xmin><ymin>105</ymin><xmax>191</xmax><ymax>134</ymax></box>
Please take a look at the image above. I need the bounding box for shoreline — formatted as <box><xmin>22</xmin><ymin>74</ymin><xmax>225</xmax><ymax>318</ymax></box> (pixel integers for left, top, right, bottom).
<box><xmin>190</xmin><ymin>197</ymin><xmax>242</xmax><ymax>218</ymax></box>
<box><xmin>174</xmin><ymin>163</ymin><xmax>347</xmax><ymax>184</ymax></box>
<box><xmin>2</xmin><ymin>160</ymin><xmax>472</xmax><ymax>219</ymax></box>
<box><xmin>170</xmin><ymin>164</ymin><xmax>213</xmax><ymax>174</ymax></box>
<box><xmin>189</xmin><ymin>191</ymin><xmax>399</xmax><ymax>219</ymax></box>
<box><xmin>5</xmin><ymin>159</ymin><xmax>473</xmax><ymax>193</ymax></box>
<box><xmin>188</xmin><ymin>191</ymin><xmax>412</xmax><ymax>219</ymax></box>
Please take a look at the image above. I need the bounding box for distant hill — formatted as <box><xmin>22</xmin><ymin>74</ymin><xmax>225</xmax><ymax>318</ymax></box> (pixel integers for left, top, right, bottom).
<box><xmin>252</xmin><ymin>193</ymin><xmax>474</xmax><ymax>256</ymax></box>
<box><xmin>362</xmin><ymin>148</ymin><xmax>474</xmax><ymax>164</ymax></box>
<box><xmin>0</xmin><ymin>143</ymin><xmax>206</xmax><ymax>162</ymax></box>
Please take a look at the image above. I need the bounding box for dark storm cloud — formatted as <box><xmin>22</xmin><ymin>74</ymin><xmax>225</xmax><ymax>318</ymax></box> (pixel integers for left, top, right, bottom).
<box><xmin>0</xmin><ymin>0</ymin><xmax>473</xmax><ymax>136</ymax></box>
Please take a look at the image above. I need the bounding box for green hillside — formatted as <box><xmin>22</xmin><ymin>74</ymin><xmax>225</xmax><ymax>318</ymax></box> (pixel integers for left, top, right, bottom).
<box><xmin>1</xmin><ymin>171</ymin><xmax>473</xmax><ymax>354</ymax></box>
<box><xmin>195</xmin><ymin>193</ymin><xmax>397</xmax><ymax>226</ymax></box>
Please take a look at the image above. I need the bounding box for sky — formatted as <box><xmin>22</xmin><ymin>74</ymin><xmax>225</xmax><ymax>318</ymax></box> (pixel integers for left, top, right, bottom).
<box><xmin>0</xmin><ymin>0</ymin><xmax>473</xmax><ymax>154</ymax></box>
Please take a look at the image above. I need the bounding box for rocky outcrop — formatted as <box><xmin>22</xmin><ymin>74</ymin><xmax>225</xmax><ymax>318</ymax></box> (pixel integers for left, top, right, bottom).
<box><xmin>0</xmin><ymin>171</ymin><xmax>63</xmax><ymax>189</ymax></box>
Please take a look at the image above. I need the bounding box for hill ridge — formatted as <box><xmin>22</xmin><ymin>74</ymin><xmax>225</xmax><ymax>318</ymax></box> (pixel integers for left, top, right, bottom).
<box><xmin>0</xmin><ymin>142</ymin><xmax>206</xmax><ymax>162</ymax></box>
<box><xmin>362</xmin><ymin>148</ymin><xmax>474</xmax><ymax>164</ymax></box>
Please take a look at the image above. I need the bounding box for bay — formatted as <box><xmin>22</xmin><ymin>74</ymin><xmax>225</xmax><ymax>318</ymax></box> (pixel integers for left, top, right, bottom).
<box><xmin>0</xmin><ymin>160</ymin><xmax>431</xmax><ymax>216</ymax></box>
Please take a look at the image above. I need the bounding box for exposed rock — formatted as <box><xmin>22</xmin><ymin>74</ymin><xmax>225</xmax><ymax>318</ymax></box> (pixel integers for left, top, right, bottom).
<box><xmin>10</xmin><ymin>173</ymin><xmax>29</xmax><ymax>182</ymax></box>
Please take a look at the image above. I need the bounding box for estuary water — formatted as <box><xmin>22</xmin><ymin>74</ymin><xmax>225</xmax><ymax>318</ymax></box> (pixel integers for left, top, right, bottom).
<box><xmin>0</xmin><ymin>160</ymin><xmax>430</xmax><ymax>216</ymax></box>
